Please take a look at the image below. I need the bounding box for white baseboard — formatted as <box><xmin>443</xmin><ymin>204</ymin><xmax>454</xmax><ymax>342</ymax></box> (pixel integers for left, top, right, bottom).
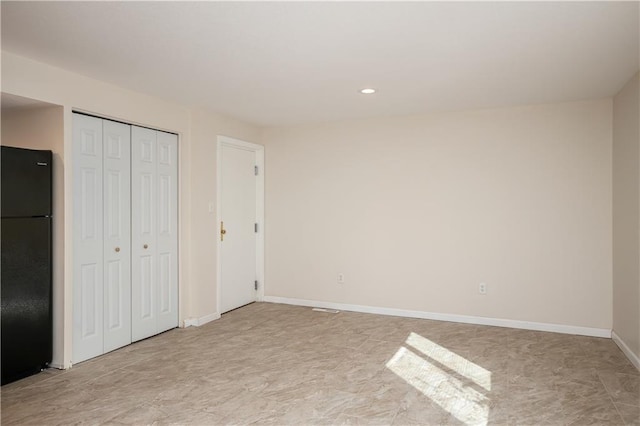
<box><xmin>183</xmin><ymin>318</ymin><xmax>197</xmax><ymax>327</ymax></box>
<box><xmin>263</xmin><ymin>296</ymin><xmax>611</xmax><ymax>338</ymax></box>
<box><xmin>183</xmin><ymin>312</ymin><xmax>221</xmax><ymax>328</ymax></box>
<box><xmin>197</xmin><ymin>312</ymin><xmax>221</xmax><ymax>326</ymax></box>
<box><xmin>48</xmin><ymin>362</ymin><xmax>68</xmax><ymax>370</ymax></box>
<box><xmin>612</xmin><ymin>331</ymin><xmax>640</xmax><ymax>371</ymax></box>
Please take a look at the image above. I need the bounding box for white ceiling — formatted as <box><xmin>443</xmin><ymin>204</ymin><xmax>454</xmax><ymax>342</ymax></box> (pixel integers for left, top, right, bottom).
<box><xmin>2</xmin><ymin>1</ymin><xmax>638</xmax><ymax>127</ymax></box>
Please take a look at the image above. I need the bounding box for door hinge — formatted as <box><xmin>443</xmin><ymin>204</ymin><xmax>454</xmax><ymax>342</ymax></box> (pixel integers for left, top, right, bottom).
<box><xmin>254</xmin><ymin>165</ymin><xmax>259</xmax><ymax>176</ymax></box>
<box><xmin>254</xmin><ymin>223</ymin><xmax>258</xmax><ymax>233</ymax></box>
<box><xmin>254</xmin><ymin>280</ymin><xmax>258</xmax><ymax>291</ymax></box>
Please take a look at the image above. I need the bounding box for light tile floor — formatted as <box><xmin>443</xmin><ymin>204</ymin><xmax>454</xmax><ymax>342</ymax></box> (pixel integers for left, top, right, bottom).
<box><xmin>1</xmin><ymin>302</ymin><xmax>638</xmax><ymax>425</ymax></box>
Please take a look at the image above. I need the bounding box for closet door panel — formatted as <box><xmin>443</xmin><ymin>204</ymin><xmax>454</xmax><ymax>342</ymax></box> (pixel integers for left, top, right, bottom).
<box><xmin>102</xmin><ymin>121</ymin><xmax>132</xmax><ymax>353</ymax></box>
<box><xmin>156</xmin><ymin>132</ymin><xmax>179</xmax><ymax>333</ymax></box>
<box><xmin>72</xmin><ymin>114</ymin><xmax>104</xmax><ymax>363</ymax></box>
<box><xmin>131</xmin><ymin>126</ymin><xmax>158</xmax><ymax>342</ymax></box>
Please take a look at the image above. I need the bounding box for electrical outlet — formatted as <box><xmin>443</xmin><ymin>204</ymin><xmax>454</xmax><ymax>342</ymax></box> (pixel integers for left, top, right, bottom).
<box><xmin>337</xmin><ymin>273</ymin><xmax>345</xmax><ymax>284</ymax></box>
<box><xmin>479</xmin><ymin>282</ymin><xmax>487</xmax><ymax>295</ymax></box>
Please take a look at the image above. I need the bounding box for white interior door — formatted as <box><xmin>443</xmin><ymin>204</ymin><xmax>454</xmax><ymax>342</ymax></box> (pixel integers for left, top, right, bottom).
<box><xmin>220</xmin><ymin>141</ymin><xmax>259</xmax><ymax>313</ymax></box>
<box><xmin>102</xmin><ymin>120</ymin><xmax>131</xmax><ymax>352</ymax></box>
<box><xmin>72</xmin><ymin>114</ymin><xmax>104</xmax><ymax>363</ymax></box>
<box><xmin>131</xmin><ymin>126</ymin><xmax>158</xmax><ymax>341</ymax></box>
<box><xmin>156</xmin><ymin>131</ymin><xmax>178</xmax><ymax>333</ymax></box>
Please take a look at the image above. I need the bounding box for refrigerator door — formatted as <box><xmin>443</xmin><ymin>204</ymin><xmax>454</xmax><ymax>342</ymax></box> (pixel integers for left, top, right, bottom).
<box><xmin>1</xmin><ymin>146</ymin><xmax>52</xmax><ymax>218</ymax></box>
<box><xmin>1</xmin><ymin>217</ymin><xmax>52</xmax><ymax>384</ymax></box>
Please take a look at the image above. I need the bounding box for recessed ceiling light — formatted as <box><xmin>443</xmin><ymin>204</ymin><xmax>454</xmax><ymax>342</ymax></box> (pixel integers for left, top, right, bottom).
<box><xmin>360</xmin><ymin>88</ymin><xmax>376</xmax><ymax>94</ymax></box>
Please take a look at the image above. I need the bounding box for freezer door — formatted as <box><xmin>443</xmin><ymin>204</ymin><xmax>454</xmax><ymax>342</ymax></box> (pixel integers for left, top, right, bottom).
<box><xmin>1</xmin><ymin>217</ymin><xmax>52</xmax><ymax>384</ymax></box>
<box><xmin>1</xmin><ymin>146</ymin><xmax>52</xmax><ymax>217</ymax></box>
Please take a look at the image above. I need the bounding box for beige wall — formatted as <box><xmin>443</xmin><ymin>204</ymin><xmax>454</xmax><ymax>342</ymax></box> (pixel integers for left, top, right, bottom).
<box><xmin>1</xmin><ymin>51</ymin><xmax>261</xmax><ymax>368</ymax></box>
<box><xmin>263</xmin><ymin>99</ymin><xmax>613</xmax><ymax>330</ymax></box>
<box><xmin>613</xmin><ymin>71</ymin><xmax>640</xmax><ymax>361</ymax></box>
<box><xmin>1</xmin><ymin>104</ymin><xmax>65</xmax><ymax>366</ymax></box>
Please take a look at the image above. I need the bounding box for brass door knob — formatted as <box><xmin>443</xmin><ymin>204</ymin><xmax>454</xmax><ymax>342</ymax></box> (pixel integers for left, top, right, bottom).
<box><xmin>221</xmin><ymin>221</ymin><xmax>227</xmax><ymax>241</ymax></box>
<box><xmin>115</xmin><ymin>247</ymin><xmax>120</xmax><ymax>253</ymax></box>
<box><xmin>143</xmin><ymin>244</ymin><xmax>149</xmax><ymax>249</ymax></box>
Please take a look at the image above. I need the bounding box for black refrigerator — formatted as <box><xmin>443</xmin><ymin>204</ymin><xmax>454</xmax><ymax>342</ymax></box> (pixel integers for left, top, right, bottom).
<box><xmin>1</xmin><ymin>146</ymin><xmax>53</xmax><ymax>385</ymax></box>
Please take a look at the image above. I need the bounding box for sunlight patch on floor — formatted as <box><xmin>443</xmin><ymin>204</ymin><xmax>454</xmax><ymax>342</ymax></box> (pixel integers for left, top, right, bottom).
<box><xmin>406</xmin><ymin>332</ymin><xmax>492</xmax><ymax>391</ymax></box>
<box><xmin>386</xmin><ymin>335</ymin><xmax>491</xmax><ymax>426</ymax></box>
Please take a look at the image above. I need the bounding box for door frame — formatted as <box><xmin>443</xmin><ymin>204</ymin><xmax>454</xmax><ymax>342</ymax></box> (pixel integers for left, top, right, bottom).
<box><xmin>216</xmin><ymin>135</ymin><xmax>265</xmax><ymax>314</ymax></box>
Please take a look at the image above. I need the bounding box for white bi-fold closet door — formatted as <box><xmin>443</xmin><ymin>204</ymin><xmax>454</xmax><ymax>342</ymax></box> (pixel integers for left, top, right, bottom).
<box><xmin>72</xmin><ymin>113</ymin><xmax>178</xmax><ymax>364</ymax></box>
<box><xmin>130</xmin><ymin>126</ymin><xmax>179</xmax><ymax>342</ymax></box>
<box><xmin>72</xmin><ymin>115</ymin><xmax>131</xmax><ymax>363</ymax></box>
